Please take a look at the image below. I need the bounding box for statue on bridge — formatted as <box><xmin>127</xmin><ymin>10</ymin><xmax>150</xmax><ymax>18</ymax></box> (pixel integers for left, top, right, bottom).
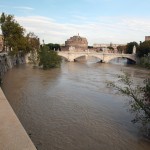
<box><xmin>132</xmin><ymin>45</ymin><xmax>136</xmax><ymax>54</ymax></box>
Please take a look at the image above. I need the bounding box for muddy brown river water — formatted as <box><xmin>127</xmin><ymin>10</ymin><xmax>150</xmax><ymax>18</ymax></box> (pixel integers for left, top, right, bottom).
<box><xmin>2</xmin><ymin>61</ymin><xmax>150</xmax><ymax>150</ymax></box>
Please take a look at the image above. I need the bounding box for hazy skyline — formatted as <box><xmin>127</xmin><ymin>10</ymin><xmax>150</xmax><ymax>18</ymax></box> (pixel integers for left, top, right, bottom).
<box><xmin>0</xmin><ymin>0</ymin><xmax>150</xmax><ymax>45</ymax></box>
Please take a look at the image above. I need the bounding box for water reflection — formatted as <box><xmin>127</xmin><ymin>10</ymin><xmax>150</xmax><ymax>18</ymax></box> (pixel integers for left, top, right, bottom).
<box><xmin>110</xmin><ymin>57</ymin><xmax>127</xmax><ymax>65</ymax></box>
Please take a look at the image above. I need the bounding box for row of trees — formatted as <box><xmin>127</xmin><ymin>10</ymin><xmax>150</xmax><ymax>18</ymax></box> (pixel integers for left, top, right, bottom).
<box><xmin>117</xmin><ymin>41</ymin><xmax>150</xmax><ymax>68</ymax></box>
<box><xmin>117</xmin><ymin>41</ymin><xmax>150</xmax><ymax>57</ymax></box>
<box><xmin>45</xmin><ymin>43</ymin><xmax>61</xmax><ymax>51</ymax></box>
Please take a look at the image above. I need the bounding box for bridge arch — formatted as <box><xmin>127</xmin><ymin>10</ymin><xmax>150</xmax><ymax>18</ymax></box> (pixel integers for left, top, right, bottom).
<box><xmin>89</xmin><ymin>54</ymin><xmax>104</xmax><ymax>62</ymax></box>
<box><xmin>74</xmin><ymin>54</ymin><xmax>104</xmax><ymax>63</ymax></box>
<box><xmin>104</xmin><ymin>55</ymin><xmax>136</xmax><ymax>63</ymax></box>
<box><xmin>73</xmin><ymin>54</ymin><xmax>87</xmax><ymax>60</ymax></box>
<box><xmin>57</xmin><ymin>53</ymin><xmax>69</xmax><ymax>61</ymax></box>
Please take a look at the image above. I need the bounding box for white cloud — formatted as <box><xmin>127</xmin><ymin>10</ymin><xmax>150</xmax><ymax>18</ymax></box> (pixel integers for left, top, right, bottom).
<box><xmin>0</xmin><ymin>5</ymin><xmax>34</xmax><ymax>10</ymax></box>
<box><xmin>121</xmin><ymin>18</ymin><xmax>150</xmax><ymax>32</ymax></box>
<box><xmin>13</xmin><ymin>6</ymin><xmax>34</xmax><ymax>10</ymax></box>
<box><xmin>15</xmin><ymin>15</ymin><xmax>150</xmax><ymax>45</ymax></box>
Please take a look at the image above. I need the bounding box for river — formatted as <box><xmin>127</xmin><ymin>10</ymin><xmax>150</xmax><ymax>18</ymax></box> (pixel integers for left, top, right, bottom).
<box><xmin>1</xmin><ymin>60</ymin><xmax>150</xmax><ymax>150</ymax></box>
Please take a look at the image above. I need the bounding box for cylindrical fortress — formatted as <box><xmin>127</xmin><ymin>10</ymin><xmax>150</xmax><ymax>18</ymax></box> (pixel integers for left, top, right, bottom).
<box><xmin>65</xmin><ymin>35</ymin><xmax>88</xmax><ymax>50</ymax></box>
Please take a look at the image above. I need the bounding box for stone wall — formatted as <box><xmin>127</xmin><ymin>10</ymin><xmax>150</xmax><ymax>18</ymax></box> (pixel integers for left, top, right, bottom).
<box><xmin>0</xmin><ymin>35</ymin><xmax>3</xmax><ymax>51</ymax></box>
<box><xmin>0</xmin><ymin>88</ymin><xmax>37</xmax><ymax>150</ymax></box>
<box><xmin>0</xmin><ymin>53</ymin><xmax>26</xmax><ymax>83</ymax></box>
<box><xmin>145</xmin><ymin>36</ymin><xmax>150</xmax><ymax>41</ymax></box>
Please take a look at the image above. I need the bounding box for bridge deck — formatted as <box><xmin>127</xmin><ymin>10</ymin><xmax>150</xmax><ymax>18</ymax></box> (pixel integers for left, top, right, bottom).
<box><xmin>58</xmin><ymin>51</ymin><xmax>137</xmax><ymax>62</ymax></box>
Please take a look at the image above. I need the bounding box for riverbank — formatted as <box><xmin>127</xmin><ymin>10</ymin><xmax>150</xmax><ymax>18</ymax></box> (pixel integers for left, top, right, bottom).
<box><xmin>0</xmin><ymin>87</ymin><xmax>36</xmax><ymax>149</ymax></box>
<box><xmin>0</xmin><ymin>53</ymin><xmax>37</xmax><ymax>149</ymax></box>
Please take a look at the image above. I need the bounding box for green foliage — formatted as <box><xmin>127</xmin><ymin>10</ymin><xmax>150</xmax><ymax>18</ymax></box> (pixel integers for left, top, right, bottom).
<box><xmin>107</xmin><ymin>46</ymin><xmax>114</xmax><ymax>50</ymax></box>
<box><xmin>39</xmin><ymin>46</ymin><xmax>61</xmax><ymax>69</ymax></box>
<box><xmin>107</xmin><ymin>73</ymin><xmax>150</xmax><ymax>137</ymax></box>
<box><xmin>117</xmin><ymin>45</ymin><xmax>126</xmax><ymax>53</ymax></box>
<box><xmin>25</xmin><ymin>32</ymin><xmax>40</xmax><ymax>53</ymax></box>
<box><xmin>26</xmin><ymin>32</ymin><xmax>40</xmax><ymax>65</ymax></box>
<box><xmin>137</xmin><ymin>41</ymin><xmax>150</xmax><ymax>58</ymax></box>
<box><xmin>0</xmin><ymin>12</ymin><xmax>5</xmax><ymax>23</ymax></box>
<box><xmin>126</xmin><ymin>42</ymin><xmax>138</xmax><ymax>54</ymax></box>
<box><xmin>139</xmin><ymin>53</ymin><xmax>150</xmax><ymax>69</ymax></box>
<box><xmin>0</xmin><ymin>13</ymin><xmax>40</xmax><ymax>57</ymax></box>
<box><xmin>45</xmin><ymin>43</ymin><xmax>61</xmax><ymax>51</ymax></box>
<box><xmin>0</xmin><ymin>13</ymin><xmax>25</xmax><ymax>54</ymax></box>
<box><xmin>88</xmin><ymin>46</ymin><xmax>93</xmax><ymax>49</ymax></box>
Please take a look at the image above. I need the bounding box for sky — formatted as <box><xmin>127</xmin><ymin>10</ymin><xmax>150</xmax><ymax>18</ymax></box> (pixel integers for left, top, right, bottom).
<box><xmin>0</xmin><ymin>0</ymin><xmax>150</xmax><ymax>45</ymax></box>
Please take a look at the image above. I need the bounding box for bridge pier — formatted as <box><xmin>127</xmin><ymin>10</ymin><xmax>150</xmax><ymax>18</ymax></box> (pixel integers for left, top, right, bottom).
<box><xmin>68</xmin><ymin>54</ymin><xmax>75</xmax><ymax>61</ymax></box>
<box><xmin>68</xmin><ymin>58</ymin><xmax>75</xmax><ymax>62</ymax></box>
<box><xmin>85</xmin><ymin>55</ymin><xmax>88</xmax><ymax>60</ymax></box>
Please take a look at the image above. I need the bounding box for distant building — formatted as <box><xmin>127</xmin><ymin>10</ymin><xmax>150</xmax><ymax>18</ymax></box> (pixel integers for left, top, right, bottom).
<box><xmin>93</xmin><ymin>43</ymin><xmax>125</xmax><ymax>53</ymax></box>
<box><xmin>145</xmin><ymin>36</ymin><xmax>150</xmax><ymax>41</ymax></box>
<box><xmin>0</xmin><ymin>35</ymin><xmax>3</xmax><ymax>51</ymax></box>
<box><xmin>62</xmin><ymin>34</ymin><xmax>88</xmax><ymax>51</ymax></box>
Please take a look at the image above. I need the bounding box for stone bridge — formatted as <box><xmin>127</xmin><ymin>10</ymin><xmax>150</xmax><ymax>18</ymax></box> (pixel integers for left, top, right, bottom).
<box><xmin>57</xmin><ymin>51</ymin><xmax>137</xmax><ymax>63</ymax></box>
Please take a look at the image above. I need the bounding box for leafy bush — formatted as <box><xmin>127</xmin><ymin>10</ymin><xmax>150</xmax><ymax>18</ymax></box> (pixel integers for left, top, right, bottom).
<box><xmin>107</xmin><ymin>73</ymin><xmax>150</xmax><ymax>138</ymax></box>
<box><xmin>39</xmin><ymin>46</ymin><xmax>61</xmax><ymax>69</ymax></box>
<box><xmin>139</xmin><ymin>53</ymin><xmax>150</xmax><ymax>69</ymax></box>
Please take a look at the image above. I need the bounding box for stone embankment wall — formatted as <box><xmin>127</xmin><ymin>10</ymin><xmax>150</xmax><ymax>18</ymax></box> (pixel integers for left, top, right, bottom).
<box><xmin>0</xmin><ymin>53</ymin><xmax>37</xmax><ymax>149</ymax></box>
<box><xmin>0</xmin><ymin>53</ymin><xmax>25</xmax><ymax>82</ymax></box>
<box><xmin>0</xmin><ymin>88</ymin><xmax>36</xmax><ymax>150</ymax></box>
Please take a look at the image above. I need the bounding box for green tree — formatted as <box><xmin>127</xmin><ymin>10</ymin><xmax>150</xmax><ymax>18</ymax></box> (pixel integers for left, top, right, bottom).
<box><xmin>0</xmin><ymin>12</ymin><xmax>6</xmax><ymax>51</ymax></box>
<box><xmin>107</xmin><ymin>46</ymin><xmax>114</xmax><ymax>50</ymax></box>
<box><xmin>45</xmin><ymin>43</ymin><xmax>61</xmax><ymax>51</ymax></box>
<box><xmin>139</xmin><ymin>53</ymin><xmax>150</xmax><ymax>69</ymax></box>
<box><xmin>0</xmin><ymin>12</ymin><xmax>25</xmax><ymax>54</ymax></box>
<box><xmin>39</xmin><ymin>46</ymin><xmax>61</xmax><ymax>69</ymax></box>
<box><xmin>107</xmin><ymin>73</ymin><xmax>150</xmax><ymax>137</ymax></box>
<box><xmin>26</xmin><ymin>32</ymin><xmax>40</xmax><ymax>65</ymax></box>
<box><xmin>137</xmin><ymin>41</ymin><xmax>150</xmax><ymax>57</ymax></box>
<box><xmin>107</xmin><ymin>46</ymin><xmax>114</xmax><ymax>53</ymax></box>
<box><xmin>54</xmin><ymin>44</ymin><xmax>61</xmax><ymax>51</ymax></box>
<box><xmin>126</xmin><ymin>42</ymin><xmax>138</xmax><ymax>54</ymax></box>
<box><xmin>117</xmin><ymin>45</ymin><xmax>126</xmax><ymax>53</ymax></box>
<box><xmin>26</xmin><ymin>32</ymin><xmax>40</xmax><ymax>52</ymax></box>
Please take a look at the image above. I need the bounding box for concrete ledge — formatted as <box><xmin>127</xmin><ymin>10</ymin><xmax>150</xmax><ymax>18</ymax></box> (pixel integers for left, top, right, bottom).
<box><xmin>0</xmin><ymin>88</ymin><xmax>36</xmax><ymax>150</ymax></box>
